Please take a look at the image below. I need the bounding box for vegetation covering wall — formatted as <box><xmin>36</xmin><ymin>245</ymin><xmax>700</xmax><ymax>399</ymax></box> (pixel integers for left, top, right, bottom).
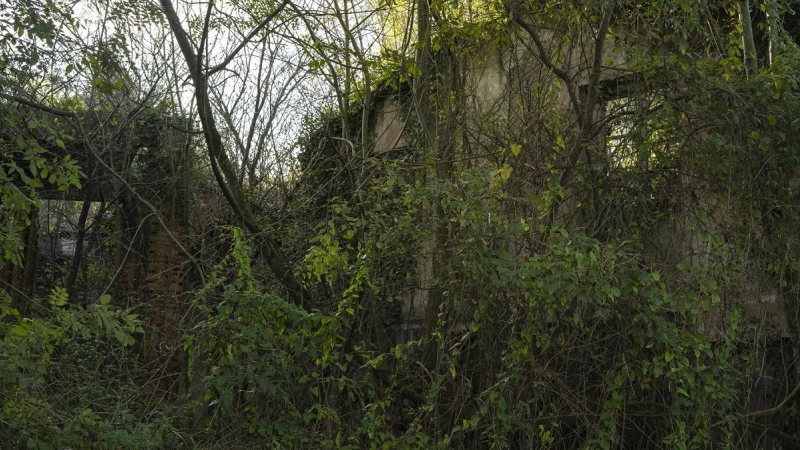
<box><xmin>1</xmin><ymin>0</ymin><xmax>800</xmax><ymax>448</ymax></box>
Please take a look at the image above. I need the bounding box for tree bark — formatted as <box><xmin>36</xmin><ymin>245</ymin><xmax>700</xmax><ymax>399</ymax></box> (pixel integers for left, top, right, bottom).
<box><xmin>740</xmin><ymin>0</ymin><xmax>759</xmax><ymax>78</ymax></box>
<box><xmin>21</xmin><ymin>210</ymin><xmax>39</xmax><ymax>305</ymax></box>
<box><xmin>65</xmin><ymin>195</ymin><xmax>91</xmax><ymax>301</ymax></box>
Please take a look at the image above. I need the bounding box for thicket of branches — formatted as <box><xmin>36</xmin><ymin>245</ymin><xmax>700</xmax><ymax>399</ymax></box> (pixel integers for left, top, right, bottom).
<box><xmin>2</xmin><ymin>0</ymin><xmax>800</xmax><ymax>448</ymax></box>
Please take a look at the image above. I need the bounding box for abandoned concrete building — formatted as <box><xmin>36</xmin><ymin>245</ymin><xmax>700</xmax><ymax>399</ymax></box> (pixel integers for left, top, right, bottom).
<box><xmin>2</xmin><ymin>3</ymin><xmax>798</xmax><ymax>446</ymax></box>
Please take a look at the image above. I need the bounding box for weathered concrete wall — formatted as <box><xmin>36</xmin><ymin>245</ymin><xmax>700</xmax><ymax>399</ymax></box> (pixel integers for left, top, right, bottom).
<box><xmin>372</xmin><ymin>97</ymin><xmax>411</xmax><ymax>154</ymax></box>
<box><xmin>369</xmin><ymin>27</ymin><xmax>794</xmax><ymax>342</ymax></box>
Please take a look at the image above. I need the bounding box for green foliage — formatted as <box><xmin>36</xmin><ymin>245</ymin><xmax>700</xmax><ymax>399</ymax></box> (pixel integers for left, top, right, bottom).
<box><xmin>4</xmin><ymin>0</ymin><xmax>800</xmax><ymax>447</ymax></box>
<box><xmin>0</xmin><ymin>124</ymin><xmax>84</xmax><ymax>266</ymax></box>
<box><xmin>472</xmin><ymin>230</ymin><xmax>742</xmax><ymax>449</ymax></box>
<box><xmin>191</xmin><ymin>227</ymin><xmax>351</xmax><ymax>445</ymax></box>
<box><xmin>280</xmin><ymin>136</ymin><xmax>757</xmax><ymax>447</ymax></box>
<box><xmin>0</xmin><ymin>289</ymin><xmax>170</xmax><ymax>449</ymax></box>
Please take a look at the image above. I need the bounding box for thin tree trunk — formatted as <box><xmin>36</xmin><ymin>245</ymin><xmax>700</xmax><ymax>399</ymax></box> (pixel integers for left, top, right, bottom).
<box><xmin>740</xmin><ymin>0</ymin><xmax>759</xmax><ymax>78</ymax></box>
<box><xmin>20</xmin><ymin>209</ymin><xmax>39</xmax><ymax>307</ymax></box>
<box><xmin>412</xmin><ymin>0</ymin><xmax>441</xmax><ymax>370</ymax></box>
<box><xmin>764</xmin><ymin>0</ymin><xmax>780</xmax><ymax>66</ymax></box>
<box><xmin>159</xmin><ymin>0</ymin><xmax>313</xmax><ymax>310</ymax></box>
<box><xmin>65</xmin><ymin>196</ymin><xmax>91</xmax><ymax>301</ymax></box>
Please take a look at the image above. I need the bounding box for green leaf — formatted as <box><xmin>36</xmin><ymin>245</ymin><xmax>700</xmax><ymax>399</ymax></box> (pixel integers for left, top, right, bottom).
<box><xmin>48</xmin><ymin>286</ymin><xmax>68</xmax><ymax>306</ymax></box>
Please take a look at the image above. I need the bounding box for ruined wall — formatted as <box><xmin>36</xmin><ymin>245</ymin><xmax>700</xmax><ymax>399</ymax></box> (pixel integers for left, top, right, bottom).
<box><xmin>366</xmin><ymin>25</ymin><xmax>795</xmax><ymax>343</ymax></box>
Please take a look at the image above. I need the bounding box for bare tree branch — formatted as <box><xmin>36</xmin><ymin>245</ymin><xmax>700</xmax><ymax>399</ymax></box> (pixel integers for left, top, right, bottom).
<box><xmin>0</xmin><ymin>93</ymin><xmax>77</xmax><ymax>118</ymax></box>
<box><xmin>159</xmin><ymin>0</ymin><xmax>314</xmax><ymax>309</ymax></box>
<box><xmin>206</xmin><ymin>0</ymin><xmax>290</xmax><ymax>77</ymax></box>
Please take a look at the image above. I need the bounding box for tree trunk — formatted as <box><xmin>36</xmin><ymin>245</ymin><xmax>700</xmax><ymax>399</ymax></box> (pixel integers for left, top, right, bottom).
<box><xmin>66</xmin><ymin>195</ymin><xmax>91</xmax><ymax>302</ymax></box>
<box><xmin>20</xmin><ymin>210</ymin><xmax>39</xmax><ymax>311</ymax></box>
<box><xmin>740</xmin><ymin>0</ymin><xmax>759</xmax><ymax>78</ymax></box>
<box><xmin>159</xmin><ymin>0</ymin><xmax>313</xmax><ymax>310</ymax></box>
